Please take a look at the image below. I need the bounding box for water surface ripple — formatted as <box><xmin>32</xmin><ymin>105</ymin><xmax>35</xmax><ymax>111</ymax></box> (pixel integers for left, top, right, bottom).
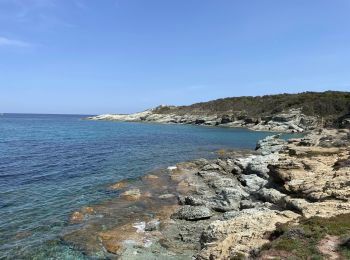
<box><xmin>0</xmin><ymin>113</ymin><xmax>280</xmax><ymax>258</ymax></box>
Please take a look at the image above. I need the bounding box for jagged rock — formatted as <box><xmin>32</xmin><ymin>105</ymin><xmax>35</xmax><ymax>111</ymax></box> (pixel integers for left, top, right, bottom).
<box><xmin>201</xmin><ymin>163</ymin><xmax>222</xmax><ymax>172</ymax></box>
<box><xmin>179</xmin><ymin>195</ymin><xmax>208</xmax><ymax>206</ymax></box>
<box><xmin>285</xmin><ymin>197</ymin><xmax>350</xmax><ymax>218</ymax></box>
<box><xmin>145</xmin><ymin>219</ymin><xmax>160</xmax><ymax>231</ymax></box>
<box><xmin>269</xmin><ymin>141</ymin><xmax>350</xmax><ymax>202</ymax></box>
<box><xmin>198</xmin><ymin>208</ymin><xmax>299</xmax><ymax>259</ymax></box>
<box><xmin>194</xmin><ymin>158</ymin><xmax>209</xmax><ymax>166</ymax></box>
<box><xmin>196</xmin><ymin>129</ymin><xmax>350</xmax><ymax>258</ymax></box>
<box><xmin>210</xmin><ymin>199</ymin><xmax>240</xmax><ymax>212</ymax></box>
<box><xmin>240</xmin><ymin>200</ymin><xmax>273</xmax><ymax>210</ymax></box>
<box><xmin>240</xmin><ymin>199</ymin><xmax>256</xmax><ymax>209</ymax></box>
<box><xmin>64</xmin><ymin>128</ymin><xmax>350</xmax><ymax>260</ymax></box>
<box><xmin>257</xmin><ymin>188</ymin><xmax>287</xmax><ymax>206</ymax></box>
<box><xmin>216</xmin><ymin>159</ymin><xmax>234</xmax><ymax>173</ymax></box>
<box><xmin>87</xmin><ymin>105</ymin><xmax>321</xmax><ymax>133</ymax></box>
<box><xmin>209</xmin><ymin>188</ymin><xmax>247</xmax><ymax>212</ymax></box>
<box><xmin>208</xmin><ymin>177</ymin><xmax>239</xmax><ymax>189</ymax></box>
<box><xmin>240</xmin><ymin>153</ymin><xmax>280</xmax><ymax>178</ymax></box>
<box><xmin>197</xmin><ymin>171</ymin><xmax>221</xmax><ymax>181</ymax></box>
<box><xmin>231</xmin><ymin>164</ymin><xmax>243</xmax><ymax>175</ymax></box>
<box><xmin>172</xmin><ymin>206</ymin><xmax>213</xmax><ymax>220</ymax></box>
<box><xmin>256</xmin><ymin>135</ymin><xmax>287</xmax><ymax>155</ymax></box>
<box><xmin>222</xmin><ymin>211</ymin><xmax>240</xmax><ymax>220</ymax></box>
<box><xmin>238</xmin><ymin>174</ymin><xmax>268</xmax><ymax>192</ymax></box>
<box><xmin>219</xmin><ymin>187</ymin><xmax>249</xmax><ymax>200</ymax></box>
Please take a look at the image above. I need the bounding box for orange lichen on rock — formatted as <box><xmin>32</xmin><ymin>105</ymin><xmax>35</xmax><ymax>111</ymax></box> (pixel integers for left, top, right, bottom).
<box><xmin>120</xmin><ymin>188</ymin><xmax>141</xmax><ymax>201</ymax></box>
<box><xmin>98</xmin><ymin>222</ymin><xmax>147</xmax><ymax>254</ymax></box>
<box><xmin>82</xmin><ymin>207</ymin><xmax>94</xmax><ymax>214</ymax></box>
<box><xmin>143</xmin><ymin>174</ymin><xmax>159</xmax><ymax>180</ymax></box>
<box><xmin>70</xmin><ymin>211</ymin><xmax>84</xmax><ymax>223</ymax></box>
<box><xmin>110</xmin><ymin>181</ymin><xmax>127</xmax><ymax>190</ymax></box>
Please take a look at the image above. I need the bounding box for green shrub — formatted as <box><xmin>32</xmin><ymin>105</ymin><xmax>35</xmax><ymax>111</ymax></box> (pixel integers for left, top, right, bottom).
<box><xmin>154</xmin><ymin>91</ymin><xmax>350</xmax><ymax>127</ymax></box>
<box><xmin>259</xmin><ymin>214</ymin><xmax>350</xmax><ymax>259</ymax></box>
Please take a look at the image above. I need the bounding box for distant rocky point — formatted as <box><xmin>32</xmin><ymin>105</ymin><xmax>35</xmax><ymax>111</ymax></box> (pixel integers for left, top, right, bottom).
<box><xmin>87</xmin><ymin>91</ymin><xmax>350</xmax><ymax>132</ymax></box>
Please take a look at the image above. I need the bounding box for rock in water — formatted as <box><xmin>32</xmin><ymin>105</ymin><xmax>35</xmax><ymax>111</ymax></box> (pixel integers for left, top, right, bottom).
<box><xmin>120</xmin><ymin>188</ymin><xmax>141</xmax><ymax>201</ymax></box>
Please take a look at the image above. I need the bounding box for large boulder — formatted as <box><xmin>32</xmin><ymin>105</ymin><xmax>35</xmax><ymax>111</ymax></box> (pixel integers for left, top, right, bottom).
<box><xmin>198</xmin><ymin>208</ymin><xmax>299</xmax><ymax>259</ymax></box>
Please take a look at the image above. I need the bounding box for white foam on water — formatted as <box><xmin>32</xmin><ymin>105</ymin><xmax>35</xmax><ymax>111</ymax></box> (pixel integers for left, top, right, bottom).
<box><xmin>132</xmin><ymin>221</ymin><xmax>145</xmax><ymax>233</ymax></box>
<box><xmin>167</xmin><ymin>166</ymin><xmax>177</xmax><ymax>170</ymax></box>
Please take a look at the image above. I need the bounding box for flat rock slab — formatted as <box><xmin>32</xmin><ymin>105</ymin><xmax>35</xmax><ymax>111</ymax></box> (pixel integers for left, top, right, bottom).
<box><xmin>172</xmin><ymin>205</ymin><xmax>213</xmax><ymax>220</ymax></box>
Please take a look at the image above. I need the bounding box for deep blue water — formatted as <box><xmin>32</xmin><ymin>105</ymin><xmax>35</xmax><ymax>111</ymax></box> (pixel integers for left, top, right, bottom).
<box><xmin>0</xmin><ymin>113</ymin><xmax>281</xmax><ymax>259</ymax></box>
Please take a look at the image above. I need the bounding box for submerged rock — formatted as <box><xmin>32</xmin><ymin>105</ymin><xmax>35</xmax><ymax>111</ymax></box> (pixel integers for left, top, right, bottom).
<box><xmin>143</xmin><ymin>174</ymin><xmax>159</xmax><ymax>180</ymax></box>
<box><xmin>110</xmin><ymin>180</ymin><xmax>127</xmax><ymax>190</ymax></box>
<box><xmin>120</xmin><ymin>188</ymin><xmax>141</xmax><ymax>201</ymax></box>
<box><xmin>70</xmin><ymin>211</ymin><xmax>84</xmax><ymax>223</ymax></box>
<box><xmin>82</xmin><ymin>207</ymin><xmax>94</xmax><ymax>214</ymax></box>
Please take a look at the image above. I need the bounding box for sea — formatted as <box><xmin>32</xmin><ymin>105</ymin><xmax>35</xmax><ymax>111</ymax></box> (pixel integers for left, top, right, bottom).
<box><xmin>0</xmin><ymin>113</ymin><xmax>289</xmax><ymax>259</ymax></box>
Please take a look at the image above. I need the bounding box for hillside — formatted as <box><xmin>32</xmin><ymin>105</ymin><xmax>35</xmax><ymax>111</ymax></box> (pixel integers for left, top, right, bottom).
<box><xmin>89</xmin><ymin>91</ymin><xmax>350</xmax><ymax>132</ymax></box>
<box><xmin>153</xmin><ymin>91</ymin><xmax>350</xmax><ymax>126</ymax></box>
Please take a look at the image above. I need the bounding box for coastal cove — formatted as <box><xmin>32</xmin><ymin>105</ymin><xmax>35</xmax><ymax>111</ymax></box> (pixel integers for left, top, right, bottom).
<box><xmin>62</xmin><ymin>127</ymin><xmax>350</xmax><ymax>259</ymax></box>
<box><xmin>0</xmin><ymin>114</ymin><xmax>287</xmax><ymax>259</ymax></box>
<box><xmin>2</xmin><ymin>0</ymin><xmax>350</xmax><ymax>257</ymax></box>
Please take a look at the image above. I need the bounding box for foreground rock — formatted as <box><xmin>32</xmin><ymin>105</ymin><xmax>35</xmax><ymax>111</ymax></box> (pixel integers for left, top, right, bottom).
<box><xmin>63</xmin><ymin>128</ymin><xmax>350</xmax><ymax>259</ymax></box>
<box><xmin>193</xmin><ymin>128</ymin><xmax>350</xmax><ymax>259</ymax></box>
<box><xmin>198</xmin><ymin>209</ymin><xmax>299</xmax><ymax>259</ymax></box>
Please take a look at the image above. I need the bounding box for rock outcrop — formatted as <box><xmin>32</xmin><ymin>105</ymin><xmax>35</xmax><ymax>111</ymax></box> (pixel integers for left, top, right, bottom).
<box><xmin>193</xmin><ymin>128</ymin><xmax>350</xmax><ymax>259</ymax></box>
<box><xmin>88</xmin><ymin>91</ymin><xmax>350</xmax><ymax>131</ymax></box>
<box><xmin>87</xmin><ymin>107</ymin><xmax>319</xmax><ymax>133</ymax></box>
<box><xmin>64</xmin><ymin>128</ymin><xmax>350</xmax><ymax>259</ymax></box>
<box><xmin>198</xmin><ymin>209</ymin><xmax>299</xmax><ymax>259</ymax></box>
<box><xmin>169</xmin><ymin>128</ymin><xmax>349</xmax><ymax>259</ymax></box>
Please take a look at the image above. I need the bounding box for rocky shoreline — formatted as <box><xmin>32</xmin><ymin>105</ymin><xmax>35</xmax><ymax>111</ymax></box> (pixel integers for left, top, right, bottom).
<box><xmin>64</xmin><ymin>128</ymin><xmax>350</xmax><ymax>259</ymax></box>
<box><xmin>86</xmin><ymin>107</ymin><xmax>320</xmax><ymax>133</ymax></box>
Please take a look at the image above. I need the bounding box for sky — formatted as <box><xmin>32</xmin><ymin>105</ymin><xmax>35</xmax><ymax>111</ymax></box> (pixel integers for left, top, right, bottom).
<box><xmin>0</xmin><ymin>0</ymin><xmax>349</xmax><ymax>114</ymax></box>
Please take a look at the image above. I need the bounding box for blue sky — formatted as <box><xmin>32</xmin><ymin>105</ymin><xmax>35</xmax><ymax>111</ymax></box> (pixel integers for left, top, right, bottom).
<box><xmin>0</xmin><ymin>0</ymin><xmax>349</xmax><ymax>114</ymax></box>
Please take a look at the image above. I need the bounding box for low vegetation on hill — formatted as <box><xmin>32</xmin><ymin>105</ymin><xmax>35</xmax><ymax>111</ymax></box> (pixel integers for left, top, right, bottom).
<box><xmin>259</xmin><ymin>214</ymin><xmax>350</xmax><ymax>259</ymax></box>
<box><xmin>154</xmin><ymin>91</ymin><xmax>350</xmax><ymax>126</ymax></box>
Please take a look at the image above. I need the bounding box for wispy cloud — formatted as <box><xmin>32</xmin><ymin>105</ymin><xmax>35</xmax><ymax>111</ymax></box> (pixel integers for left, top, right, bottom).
<box><xmin>0</xmin><ymin>0</ymin><xmax>57</xmax><ymax>19</ymax></box>
<box><xmin>0</xmin><ymin>0</ymin><xmax>72</xmax><ymax>27</ymax></box>
<box><xmin>0</xmin><ymin>37</ymin><xmax>31</xmax><ymax>47</ymax></box>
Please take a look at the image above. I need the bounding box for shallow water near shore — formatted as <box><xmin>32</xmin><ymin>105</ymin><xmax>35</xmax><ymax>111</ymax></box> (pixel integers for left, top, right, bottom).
<box><xmin>0</xmin><ymin>113</ymin><xmax>292</xmax><ymax>259</ymax></box>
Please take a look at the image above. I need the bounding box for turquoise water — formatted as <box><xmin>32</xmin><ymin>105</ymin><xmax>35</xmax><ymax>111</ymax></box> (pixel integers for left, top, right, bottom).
<box><xmin>0</xmin><ymin>114</ymin><xmax>280</xmax><ymax>259</ymax></box>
